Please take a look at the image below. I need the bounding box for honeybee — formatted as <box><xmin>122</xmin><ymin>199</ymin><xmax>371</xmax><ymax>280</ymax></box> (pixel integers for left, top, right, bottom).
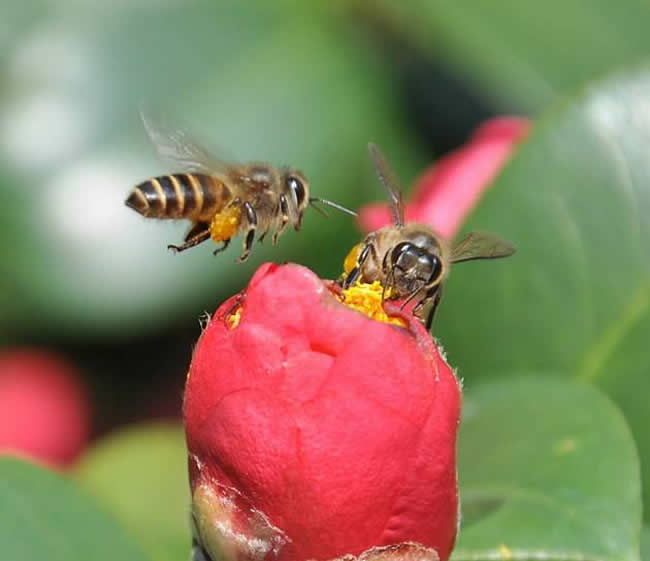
<box><xmin>341</xmin><ymin>142</ymin><xmax>516</xmax><ymax>329</ymax></box>
<box><xmin>125</xmin><ymin>114</ymin><xmax>356</xmax><ymax>262</ymax></box>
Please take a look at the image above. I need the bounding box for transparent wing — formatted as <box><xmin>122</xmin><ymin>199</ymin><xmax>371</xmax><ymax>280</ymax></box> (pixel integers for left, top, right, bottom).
<box><xmin>140</xmin><ymin>110</ymin><xmax>235</xmax><ymax>175</ymax></box>
<box><xmin>368</xmin><ymin>142</ymin><xmax>405</xmax><ymax>227</ymax></box>
<box><xmin>451</xmin><ymin>231</ymin><xmax>516</xmax><ymax>263</ymax></box>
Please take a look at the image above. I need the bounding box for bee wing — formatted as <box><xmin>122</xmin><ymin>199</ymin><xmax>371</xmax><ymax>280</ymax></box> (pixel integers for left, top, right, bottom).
<box><xmin>451</xmin><ymin>231</ymin><xmax>516</xmax><ymax>263</ymax></box>
<box><xmin>140</xmin><ymin>111</ymin><xmax>236</xmax><ymax>175</ymax></box>
<box><xmin>368</xmin><ymin>142</ymin><xmax>405</xmax><ymax>227</ymax></box>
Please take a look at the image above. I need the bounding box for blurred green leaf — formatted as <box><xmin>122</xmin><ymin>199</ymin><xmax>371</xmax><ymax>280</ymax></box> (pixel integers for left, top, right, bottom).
<box><xmin>437</xmin><ymin>64</ymin><xmax>650</xmax><ymax>518</ymax></box>
<box><xmin>455</xmin><ymin>378</ymin><xmax>641</xmax><ymax>561</ymax></box>
<box><xmin>75</xmin><ymin>423</ymin><xmax>188</xmax><ymax>561</ymax></box>
<box><xmin>0</xmin><ymin>456</ymin><xmax>149</xmax><ymax>561</ymax></box>
<box><xmin>366</xmin><ymin>1</ymin><xmax>650</xmax><ymax>110</ymax></box>
<box><xmin>0</xmin><ymin>0</ymin><xmax>423</xmax><ymax>337</ymax></box>
<box><xmin>642</xmin><ymin>527</ymin><xmax>650</xmax><ymax>561</ymax></box>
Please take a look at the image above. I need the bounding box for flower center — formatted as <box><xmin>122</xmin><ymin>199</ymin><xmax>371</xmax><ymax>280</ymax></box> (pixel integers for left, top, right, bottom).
<box><xmin>338</xmin><ymin>281</ymin><xmax>406</xmax><ymax>327</ymax></box>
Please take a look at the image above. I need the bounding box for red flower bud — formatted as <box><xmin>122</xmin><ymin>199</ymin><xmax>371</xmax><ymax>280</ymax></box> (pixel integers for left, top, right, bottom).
<box><xmin>0</xmin><ymin>349</ymin><xmax>91</xmax><ymax>468</ymax></box>
<box><xmin>184</xmin><ymin>263</ymin><xmax>461</xmax><ymax>561</ymax></box>
<box><xmin>359</xmin><ymin>117</ymin><xmax>530</xmax><ymax>237</ymax></box>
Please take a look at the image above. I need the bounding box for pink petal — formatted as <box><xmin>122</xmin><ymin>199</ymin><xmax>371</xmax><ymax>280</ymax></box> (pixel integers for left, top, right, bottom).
<box><xmin>0</xmin><ymin>350</ymin><xmax>91</xmax><ymax>468</ymax></box>
<box><xmin>184</xmin><ymin>263</ymin><xmax>461</xmax><ymax>561</ymax></box>
<box><xmin>358</xmin><ymin>117</ymin><xmax>530</xmax><ymax>239</ymax></box>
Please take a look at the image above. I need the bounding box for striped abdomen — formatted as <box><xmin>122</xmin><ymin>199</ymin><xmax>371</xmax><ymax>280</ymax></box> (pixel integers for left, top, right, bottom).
<box><xmin>125</xmin><ymin>173</ymin><xmax>232</xmax><ymax>221</ymax></box>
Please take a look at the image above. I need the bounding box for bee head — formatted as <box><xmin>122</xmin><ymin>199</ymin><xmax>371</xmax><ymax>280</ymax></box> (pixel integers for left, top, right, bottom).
<box><xmin>388</xmin><ymin>241</ymin><xmax>443</xmax><ymax>296</ymax></box>
<box><xmin>282</xmin><ymin>168</ymin><xmax>309</xmax><ymax>230</ymax></box>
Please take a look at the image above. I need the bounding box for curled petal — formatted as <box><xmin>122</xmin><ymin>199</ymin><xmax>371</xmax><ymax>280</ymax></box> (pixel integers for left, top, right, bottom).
<box><xmin>358</xmin><ymin>117</ymin><xmax>530</xmax><ymax>237</ymax></box>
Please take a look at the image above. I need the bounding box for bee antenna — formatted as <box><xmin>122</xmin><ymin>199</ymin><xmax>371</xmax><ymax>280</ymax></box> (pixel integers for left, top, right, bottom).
<box><xmin>309</xmin><ymin>197</ymin><xmax>358</xmax><ymax>217</ymax></box>
<box><xmin>309</xmin><ymin>200</ymin><xmax>330</xmax><ymax>218</ymax></box>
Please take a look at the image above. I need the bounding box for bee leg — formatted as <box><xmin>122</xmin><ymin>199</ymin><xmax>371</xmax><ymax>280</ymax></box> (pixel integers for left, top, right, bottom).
<box><xmin>417</xmin><ymin>286</ymin><xmax>442</xmax><ymax>331</ymax></box>
<box><xmin>258</xmin><ymin>228</ymin><xmax>270</xmax><ymax>244</ymax></box>
<box><xmin>400</xmin><ymin>283</ymin><xmax>428</xmax><ymax>310</ymax></box>
<box><xmin>213</xmin><ymin>238</ymin><xmax>231</xmax><ymax>256</ymax></box>
<box><xmin>237</xmin><ymin>230</ymin><xmax>255</xmax><ymax>262</ymax></box>
<box><xmin>382</xmin><ymin>268</ymin><xmax>395</xmax><ymax>302</ymax></box>
<box><xmin>342</xmin><ymin>243</ymin><xmax>372</xmax><ymax>289</ymax></box>
<box><xmin>343</xmin><ymin>267</ymin><xmax>361</xmax><ymax>288</ymax></box>
<box><xmin>168</xmin><ymin>223</ymin><xmax>210</xmax><ymax>253</ymax></box>
<box><xmin>237</xmin><ymin>202</ymin><xmax>258</xmax><ymax>263</ymax></box>
<box><xmin>272</xmin><ymin>194</ymin><xmax>290</xmax><ymax>246</ymax></box>
<box><xmin>185</xmin><ymin>222</ymin><xmax>209</xmax><ymax>241</ymax></box>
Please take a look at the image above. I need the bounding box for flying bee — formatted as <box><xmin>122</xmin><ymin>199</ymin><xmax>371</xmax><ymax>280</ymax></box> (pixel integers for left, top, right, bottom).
<box><xmin>125</xmin><ymin>114</ymin><xmax>356</xmax><ymax>262</ymax></box>
<box><xmin>341</xmin><ymin>142</ymin><xmax>516</xmax><ymax>329</ymax></box>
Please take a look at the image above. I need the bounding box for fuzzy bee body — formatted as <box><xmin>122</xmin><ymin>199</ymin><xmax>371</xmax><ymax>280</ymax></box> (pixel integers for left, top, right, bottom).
<box><xmin>125</xmin><ymin>115</ymin><xmax>356</xmax><ymax>262</ymax></box>
<box><xmin>128</xmin><ymin>173</ymin><xmax>232</xmax><ymax>221</ymax></box>
<box><xmin>126</xmin><ymin>164</ymin><xmax>304</xmax><ymax>262</ymax></box>
<box><xmin>342</xmin><ymin>143</ymin><xmax>516</xmax><ymax>329</ymax></box>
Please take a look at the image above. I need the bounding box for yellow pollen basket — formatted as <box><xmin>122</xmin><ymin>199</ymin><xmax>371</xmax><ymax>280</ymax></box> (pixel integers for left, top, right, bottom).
<box><xmin>210</xmin><ymin>206</ymin><xmax>242</xmax><ymax>243</ymax></box>
<box><xmin>343</xmin><ymin>243</ymin><xmax>363</xmax><ymax>274</ymax></box>
<box><xmin>339</xmin><ymin>281</ymin><xmax>405</xmax><ymax>327</ymax></box>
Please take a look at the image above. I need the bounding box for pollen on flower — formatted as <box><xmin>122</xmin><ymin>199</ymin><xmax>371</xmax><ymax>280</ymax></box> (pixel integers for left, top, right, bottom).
<box><xmin>226</xmin><ymin>305</ymin><xmax>242</xmax><ymax>329</ymax></box>
<box><xmin>210</xmin><ymin>205</ymin><xmax>242</xmax><ymax>242</ymax></box>
<box><xmin>339</xmin><ymin>281</ymin><xmax>406</xmax><ymax>327</ymax></box>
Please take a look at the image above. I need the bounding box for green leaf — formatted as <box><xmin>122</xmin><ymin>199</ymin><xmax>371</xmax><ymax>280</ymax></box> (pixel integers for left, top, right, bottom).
<box><xmin>436</xmin><ymin>64</ymin><xmax>650</xmax><ymax>517</ymax></box>
<box><xmin>454</xmin><ymin>378</ymin><xmax>641</xmax><ymax>561</ymax></box>
<box><xmin>367</xmin><ymin>2</ymin><xmax>650</xmax><ymax>110</ymax></box>
<box><xmin>0</xmin><ymin>456</ymin><xmax>149</xmax><ymax>561</ymax></box>
<box><xmin>642</xmin><ymin>527</ymin><xmax>650</xmax><ymax>561</ymax></box>
<box><xmin>0</xmin><ymin>1</ymin><xmax>424</xmax><ymax>337</ymax></box>
<box><xmin>75</xmin><ymin>423</ymin><xmax>189</xmax><ymax>561</ymax></box>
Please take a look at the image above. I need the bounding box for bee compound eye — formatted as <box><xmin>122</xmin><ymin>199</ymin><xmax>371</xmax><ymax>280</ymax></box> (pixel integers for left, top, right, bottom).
<box><xmin>391</xmin><ymin>242</ymin><xmax>417</xmax><ymax>268</ymax></box>
<box><xmin>286</xmin><ymin>176</ymin><xmax>306</xmax><ymax>206</ymax></box>
<box><xmin>422</xmin><ymin>253</ymin><xmax>443</xmax><ymax>282</ymax></box>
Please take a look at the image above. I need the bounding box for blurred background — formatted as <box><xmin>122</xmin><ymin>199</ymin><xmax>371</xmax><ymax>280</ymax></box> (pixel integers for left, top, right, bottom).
<box><xmin>0</xmin><ymin>0</ymin><xmax>520</xmax><ymax>437</ymax></box>
<box><xmin>3</xmin><ymin>1</ymin><xmax>650</xmax><ymax>559</ymax></box>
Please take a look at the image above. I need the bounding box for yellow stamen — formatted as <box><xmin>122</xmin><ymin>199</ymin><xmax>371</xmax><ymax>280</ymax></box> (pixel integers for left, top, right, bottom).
<box><xmin>210</xmin><ymin>206</ymin><xmax>242</xmax><ymax>243</ymax></box>
<box><xmin>338</xmin><ymin>281</ymin><xmax>406</xmax><ymax>327</ymax></box>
